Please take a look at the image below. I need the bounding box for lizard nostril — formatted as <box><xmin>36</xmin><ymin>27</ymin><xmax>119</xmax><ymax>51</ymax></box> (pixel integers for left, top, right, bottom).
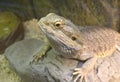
<box><xmin>71</xmin><ymin>36</ymin><xmax>77</xmax><ymax>41</ymax></box>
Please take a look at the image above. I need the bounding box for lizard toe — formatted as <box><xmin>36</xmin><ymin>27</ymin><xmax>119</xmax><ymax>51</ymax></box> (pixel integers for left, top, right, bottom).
<box><xmin>73</xmin><ymin>68</ymin><xmax>86</xmax><ymax>82</ymax></box>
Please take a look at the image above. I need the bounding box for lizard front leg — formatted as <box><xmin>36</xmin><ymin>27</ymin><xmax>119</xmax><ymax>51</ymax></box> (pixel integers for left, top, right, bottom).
<box><xmin>73</xmin><ymin>55</ymin><xmax>97</xmax><ymax>82</ymax></box>
<box><xmin>30</xmin><ymin>41</ymin><xmax>51</xmax><ymax>64</ymax></box>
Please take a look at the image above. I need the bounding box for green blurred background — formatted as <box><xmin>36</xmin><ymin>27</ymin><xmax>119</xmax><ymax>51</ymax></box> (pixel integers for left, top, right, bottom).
<box><xmin>0</xmin><ymin>0</ymin><xmax>119</xmax><ymax>28</ymax></box>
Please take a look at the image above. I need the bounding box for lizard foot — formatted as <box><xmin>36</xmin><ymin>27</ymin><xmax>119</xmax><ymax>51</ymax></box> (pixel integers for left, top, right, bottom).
<box><xmin>30</xmin><ymin>43</ymin><xmax>50</xmax><ymax>64</ymax></box>
<box><xmin>73</xmin><ymin>68</ymin><xmax>87</xmax><ymax>82</ymax></box>
<box><xmin>30</xmin><ymin>49</ymin><xmax>46</xmax><ymax>64</ymax></box>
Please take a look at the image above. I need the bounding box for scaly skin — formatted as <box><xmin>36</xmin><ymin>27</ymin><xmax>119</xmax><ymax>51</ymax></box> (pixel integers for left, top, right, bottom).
<box><xmin>37</xmin><ymin>13</ymin><xmax>120</xmax><ymax>82</ymax></box>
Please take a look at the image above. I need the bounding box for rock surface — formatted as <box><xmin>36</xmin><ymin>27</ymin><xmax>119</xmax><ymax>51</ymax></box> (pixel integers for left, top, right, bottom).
<box><xmin>4</xmin><ymin>39</ymin><xmax>120</xmax><ymax>82</ymax></box>
<box><xmin>0</xmin><ymin>54</ymin><xmax>21</xmax><ymax>82</ymax></box>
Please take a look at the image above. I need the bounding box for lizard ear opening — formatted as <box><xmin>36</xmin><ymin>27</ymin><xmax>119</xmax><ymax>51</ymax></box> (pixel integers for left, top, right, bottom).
<box><xmin>71</xmin><ymin>36</ymin><xmax>77</xmax><ymax>41</ymax></box>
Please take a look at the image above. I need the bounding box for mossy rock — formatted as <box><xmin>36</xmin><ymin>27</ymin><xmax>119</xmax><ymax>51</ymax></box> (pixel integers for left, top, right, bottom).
<box><xmin>0</xmin><ymin>54</ymin><xmax>21</xmax><ymax>82</ymax></box>
<box><xmin>0</xmin><ymin>11</ymin><xmax>20</xmax><ymax>38</ymax></box>
<box><xmin>0</xmin><ymin>11</ymin><xmax>24</xmax><ymax>54</ymax></box>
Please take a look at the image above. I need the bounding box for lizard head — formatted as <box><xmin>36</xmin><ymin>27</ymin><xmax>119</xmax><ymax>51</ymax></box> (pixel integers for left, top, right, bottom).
<box><xmin>38</xmin><ymin>13</ymin><xmax>83</xmax><ymax>57</ymax></box>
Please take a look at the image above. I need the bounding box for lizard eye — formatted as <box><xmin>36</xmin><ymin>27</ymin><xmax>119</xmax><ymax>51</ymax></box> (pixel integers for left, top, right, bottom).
<box><xmin>55</xmin><ymin>21</ymin><xmax>62</xmax><ymax>27</ymax></box>
<box><xmin>55</xmin><ymin>22</ymin><xmax>61</xmax><ymax>27</ymax></box>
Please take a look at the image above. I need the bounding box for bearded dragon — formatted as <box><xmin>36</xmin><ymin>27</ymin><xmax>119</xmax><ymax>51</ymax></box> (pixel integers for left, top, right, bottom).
<box><xmin>33</xmin><ymin>13</ymin><xmax>120</xmax><ymax>82</ymax></box>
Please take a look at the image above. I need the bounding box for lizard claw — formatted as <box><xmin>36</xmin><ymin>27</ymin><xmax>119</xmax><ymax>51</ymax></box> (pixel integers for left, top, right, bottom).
<box><xmin>30</xmin><ymin>44</ymin><xmax>50</xmax><ymax>64</ymax></box>
<box><xmin>30</xmin><ymin>49</ymin><xmax>46</xmax><ymax>64</ymax></box>
<box><xmin>73</xmin><ymin>68</ymin><xmax>87</xmax><ymax>82</ymax></box>
<box><xmin>30</xmin><ymin>53</ymin><xmax>42</xmax><ymax>64</ymax></box>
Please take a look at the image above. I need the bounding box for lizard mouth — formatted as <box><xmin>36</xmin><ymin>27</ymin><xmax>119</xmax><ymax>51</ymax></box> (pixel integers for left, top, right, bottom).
<box><xmin>39</xmin><ymin>22</ymin><xmax>81</xmax><ymax>49</ymax></box>
<box><xmin>46</xmin><ymin>33</ymin><xmax>77</xmax><ymax>56</ymax></box>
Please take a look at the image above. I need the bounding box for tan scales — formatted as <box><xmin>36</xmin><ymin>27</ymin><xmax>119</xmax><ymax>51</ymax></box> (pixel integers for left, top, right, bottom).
<box><xmin>32</xmin><ymin>13</ymin><xmax>120</xmax><ymax>82</ymax></box>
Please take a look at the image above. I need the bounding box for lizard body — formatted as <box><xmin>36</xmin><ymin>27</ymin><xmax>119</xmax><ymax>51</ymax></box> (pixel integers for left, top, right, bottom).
<box><xmin>78</xmin><ymin>27</ymin><xmax>116</xmax><ymax>58</ymax></box>
<box><xmin>37</xmin><ymin>13</ymin><xmax>120</xmax><ymax>82</ymax></box>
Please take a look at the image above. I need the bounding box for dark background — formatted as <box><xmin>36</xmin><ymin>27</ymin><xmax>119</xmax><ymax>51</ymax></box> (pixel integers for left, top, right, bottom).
<box><xmin>0</xmin><ymin>0</ymin><xmax>119</xmax><ymax>30</ymax></box>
